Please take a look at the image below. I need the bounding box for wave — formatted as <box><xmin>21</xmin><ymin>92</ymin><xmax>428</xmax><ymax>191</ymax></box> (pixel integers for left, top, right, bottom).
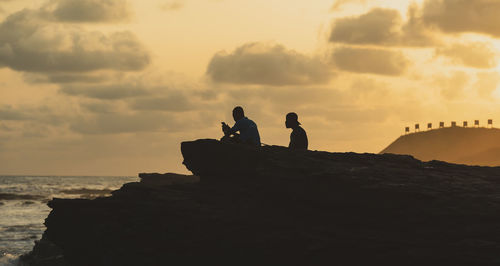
<box><xmin>0</xmin><ymin>253</ymin><xmax>20</xmax><ymax>266</ymax></box>
<box><xmin>59</xmin><ymin>188</ymin><xmax>113</xmax><ymax>195</ymax></box>
<box><xmin>0</xmin><ymin>193</ymin><xmax>45</xmax><ymax>201</ymax></box>
<box><xmin>0</xmin><ymin>188</ymin><xmax>114</xmax><ymax>203</ymax></box>
<box><xmin>3</xmin><ymin>224</ymin><xmax>43</xmax><ymax>233</ymax></box>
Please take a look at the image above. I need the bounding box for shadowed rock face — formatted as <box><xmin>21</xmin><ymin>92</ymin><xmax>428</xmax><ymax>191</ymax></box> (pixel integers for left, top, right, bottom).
<box><xmin>23</xmin><ymin>139</ymin><xmax>500</xmax><ymax>265</ymax></box>
<box><xmin>381</xmin><ymin>127</ymin><xmax>500</xmax><ymax>166</ymax></box>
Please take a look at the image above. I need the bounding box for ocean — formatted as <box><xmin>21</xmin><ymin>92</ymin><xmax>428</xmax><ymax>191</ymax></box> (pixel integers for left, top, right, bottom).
<box><xmin>0</xmin><ymin>175</ymin><xmax>139</xmax><ymax>266</ymax></box>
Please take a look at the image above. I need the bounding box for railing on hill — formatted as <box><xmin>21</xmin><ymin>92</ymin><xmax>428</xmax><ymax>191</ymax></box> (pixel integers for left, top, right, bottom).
<box><xmin>404</xmin><ymin>119</ymin><xmax>494</xmax><ymax>135</ymax></box>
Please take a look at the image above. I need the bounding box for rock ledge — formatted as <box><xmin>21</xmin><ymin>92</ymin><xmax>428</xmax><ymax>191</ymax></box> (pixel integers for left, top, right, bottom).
<box><xmin>22</xmin><ymin>139</ymin><xmax>500</xmax><ymax>265</ymax></box>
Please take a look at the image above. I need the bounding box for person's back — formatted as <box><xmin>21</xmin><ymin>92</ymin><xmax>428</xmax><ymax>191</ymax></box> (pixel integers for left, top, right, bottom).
<box><xmin>289</xmin><ymin>125</ymin><xmax>308</xmax><ymax>150</ymax></box>
<box><xmin>222</xmin><ymin>106</ymin><xmax>261</xmax><ymax>146</ymax></box>
<box><xmin>285</xmin><ymin>112</ymin><xmax>308</xmax><ymax>150</ymax></box>
<box><xmin>232</xmin><ymin>116</ymin><xmax>261</xmax><ymax>145</ymax></box>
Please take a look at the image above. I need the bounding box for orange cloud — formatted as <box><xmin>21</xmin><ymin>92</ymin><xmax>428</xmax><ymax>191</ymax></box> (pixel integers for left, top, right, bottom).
<box><xmin>0</xmin><ymin>10</ymin><xmax>150</xmax><ymax>73</ymax></box>
<box><xmin>207</xmin><ymin>42</ymin><xmax>333</xmax><ymax>86</ymax></box>
<box><xmin>46</xmin><ymin>0</ymin><xmax>132</xmax><ymax>23</ymax></box>
<box><xmin>422</xmin><ymin>0</ymin><xmax>500</xmax><ymax>37</ymax></box>
<box><xmin>332</xmin><ymin>47</ymin><xmax>410</xmax><ymax>76</ymax></box>
<box><xmin>435</xmin><ymin>42</ymin><xmax>498</xmax><ymax>69</ymax></box>
<box><xmin>330</xmin><ymin>7</ymin><xmax>438</xmax><ymax>47</ymax></box>
<box><xmin>331</xmin><ymin>0</ymin><xmax>366</xmax><ymax>11</ymax></box>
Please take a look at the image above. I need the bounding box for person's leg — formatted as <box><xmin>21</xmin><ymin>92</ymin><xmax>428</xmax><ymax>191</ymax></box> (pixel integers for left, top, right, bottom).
<box><xmin>220</xmin><ymin>133</ymin><xmax>241</xmax><ymax>143</ymax></box>
<box><xmin>232</xmin><ymin>133</ymin><xmax>241</xmax><ymax>142</ymax></box>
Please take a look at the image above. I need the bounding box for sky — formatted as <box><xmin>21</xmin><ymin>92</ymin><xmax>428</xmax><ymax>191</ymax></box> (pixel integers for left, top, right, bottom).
<box><xmin>2</xmin><ymin>0</ymin><xmax>500</xmax><ymax>175</ymax></box>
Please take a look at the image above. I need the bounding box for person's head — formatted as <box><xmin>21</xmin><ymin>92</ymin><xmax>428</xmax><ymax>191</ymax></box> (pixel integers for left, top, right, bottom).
<box><xmin>232</xmin><ymin>106</ymin><xmax>245</xmax><ymax>121</ymax></box>
<box><xmin>285</xmin><ymin>112</ymin><xmax>301</xmax><ymax>128</ymax></box>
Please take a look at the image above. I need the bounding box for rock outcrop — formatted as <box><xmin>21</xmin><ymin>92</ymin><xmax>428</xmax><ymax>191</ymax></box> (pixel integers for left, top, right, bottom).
<box><xmin>381</xmin><ymin>127</ymin><xmax>500</xmax><ymax>166</ymax></box>
<box><xmin>23</xmin><ymin>139</ymin><xmax>500</xmax><ymax>265</ymax></box>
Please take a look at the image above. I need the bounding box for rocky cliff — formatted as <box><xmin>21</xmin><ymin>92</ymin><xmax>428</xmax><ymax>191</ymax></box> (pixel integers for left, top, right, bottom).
<box><xmin>381</xmin><ymin>127</ymin><xmax>500</xmax><ymax>166</ymax></box>
<box><xmin>22</xmin><ymin>139</ymin><xmax>500</xmax><ymax>265</ymax></box>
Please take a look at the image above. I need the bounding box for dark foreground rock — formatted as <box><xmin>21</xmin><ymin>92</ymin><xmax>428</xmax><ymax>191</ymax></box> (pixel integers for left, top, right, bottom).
<box><xmin>22</xmin><ymin>139</ymin><xmax>500</xmax><ymax>265</ymax></box>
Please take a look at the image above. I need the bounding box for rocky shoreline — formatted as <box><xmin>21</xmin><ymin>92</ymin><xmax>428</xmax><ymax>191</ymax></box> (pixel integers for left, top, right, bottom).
<box><xmin>22</xmin><ymin>139</ymin><xmax>500</xmax><ymax>265</ymax></box>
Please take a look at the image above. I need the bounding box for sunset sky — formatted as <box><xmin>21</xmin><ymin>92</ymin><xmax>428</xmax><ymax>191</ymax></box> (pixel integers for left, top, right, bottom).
<box><xmin>2</xmin><ymin>0</ymin><xmax>500</xmax><ymax>175</ymax></box>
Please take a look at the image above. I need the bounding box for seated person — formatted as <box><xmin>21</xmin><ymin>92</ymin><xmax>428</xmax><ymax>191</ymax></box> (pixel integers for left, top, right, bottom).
<box><xmin>221</xmin><ymin>106</ymin><xmax>261</xmax><ymax>146</ymax></box>
<box><xmin>285</xmin><ymin>112</ymin><xmax>308</xmax><ymax>150</ymax></box>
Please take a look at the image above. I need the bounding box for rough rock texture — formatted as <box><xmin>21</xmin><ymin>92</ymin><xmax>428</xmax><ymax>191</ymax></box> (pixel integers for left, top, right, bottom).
<box><xmin>23</xmin><ymin>139</ymin><xmax>500</xmax><ymax>265</ymax></box>
<box><xmin>381</xmin><ymin>127</ymin><xmax>500</xmax><ymax>166</ymax></box>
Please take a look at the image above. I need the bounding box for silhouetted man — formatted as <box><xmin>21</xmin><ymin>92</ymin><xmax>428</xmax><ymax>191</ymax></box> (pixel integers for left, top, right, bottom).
<box><xmin>221</xmin><ymin>106</ymin><xmax>261</xmax><ymax>146</ymax></box>
<box><xmin>286</xmin><ymin>112</ymin><xmax>308</xmax><ymax>150</ymax></box>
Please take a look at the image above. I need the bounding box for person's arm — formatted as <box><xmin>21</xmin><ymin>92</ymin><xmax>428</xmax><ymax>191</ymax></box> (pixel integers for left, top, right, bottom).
<box><xmin>303</xmin><ymin>129</ymin><xmax>308</xmax><ymax>150</ymax></box>
<box><xmin>222</xmin><ymin>122</ymin><xmax>231</xmax><ymax>136</ymax></box>
<box><xmin>229</xmin><ymin>121</ymin><xmax>241</xmax><ymax>135</ymax></box>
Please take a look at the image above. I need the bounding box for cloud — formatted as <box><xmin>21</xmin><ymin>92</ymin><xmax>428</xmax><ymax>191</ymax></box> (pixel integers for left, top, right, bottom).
<box><xmin>0</xmin><ymin>104</ymin><xmax>67</xmax><ymax>126</ymax></box>
<box><xmin>329</xmin><ymin>7</ymin><xmax>438</xmax><ymax>47</ymax></box>
<box><xmin>81</xmin><ymin>102</ymin><xmax>119</xmax><ymax>114</ymax></box>
<box><xmin>130</xmin><ymin>93</ymin><xmax>194</xmax><ymax>112</ymax></box>
<box><xmin>0</xmin><ymin>105</ymin><xmax>29</xmax><ymax>120</ymax></box>
<box><xmin>475</xmin><ymin>72</ymin><xmax>500</xmax><ymax>98</ymax></box>
<box><xmin>0</xmin><ymin>9</ymin><xmax>150</xmax><ymax>73</ymax></box>
<box><xmin>422</xmin><ymin>0</ymin><xmax>500</xmax><ymax>37</ymax></box>
<box><xmin>433</xmin><ymin>71</ymin><xmax>470</xmax><ymax>100</ymax></box>
<box><xmin>206</xmin><ymin>42</ymin><xmax>333</xmax><ymax>86</ymax></box>
<box><xmin>45</xmin><ymin>0</ymin><xmax>132</xmax><ymax>23</ymax></box>
<box><xmin>60</xmin><ymin>84</ymin><xmax>150</xmax><ymax>99</ymax></box>
<box><xmin>332</xmin><ymin>47</ymin><xmax>410</xmax><ymax>76</ymax></box>
<box><xmin>401</xmin><ymin>3</ymin><xmax>440</xmax><ymax>47</ymax></box>
<box><xmin>331</xmin><ymin>0</ymin><xmax>366</xmax><ymax>11</ymax></box>
<box><xmin>160</xmin><ymin>1</ymin><xmax>184</xmax><ymax>11</ymax></box>
<box><xmin>330</xmin><ymin>8</ymin><xmax>400</xmax><ymax>45</ymax></box>
<box><xmin>435</xmin><ymin>42</ymin><xmax>498</xmax><ymax>69</ymax></box>
<box><xmin>24</xmin><ymin>73</ymin><xmax>112</xmax><ymax>84</ymax></box>
<box><xmin>70</xmin><ymin>112</ymin><xmax>168</xmax><ymax>134</ymax></box>
<box><xmin>69</xmin><ymin>110</ymin><xmax>217</xmax><ymax>135</ymax></box>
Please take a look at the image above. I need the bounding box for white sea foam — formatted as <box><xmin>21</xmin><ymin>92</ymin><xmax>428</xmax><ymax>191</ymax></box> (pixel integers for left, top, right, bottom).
<box><xmin>0</xmin><ymin>253</ymin><xmax>20</xmax><ymax>266</ymax></box>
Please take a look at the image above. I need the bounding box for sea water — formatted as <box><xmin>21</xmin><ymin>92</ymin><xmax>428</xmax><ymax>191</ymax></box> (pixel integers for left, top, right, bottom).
<box><xmin>0</xmin><ymin>175</ymin><xmax>138</xmax><ymax>265</ymax></box>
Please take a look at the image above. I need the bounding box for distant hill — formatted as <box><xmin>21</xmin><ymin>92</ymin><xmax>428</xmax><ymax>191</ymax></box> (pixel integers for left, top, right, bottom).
<box><xmin>381</xmin><ymin>127</ymin><xmax>500</xmax><ymax>166</ymax></box>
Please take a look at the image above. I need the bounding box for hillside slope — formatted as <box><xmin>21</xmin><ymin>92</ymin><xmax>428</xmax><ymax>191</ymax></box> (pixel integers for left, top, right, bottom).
<box><xmin>381</xmin><ymin>127</ymin><xmax>500</xmax><ymax>166</ymax></box>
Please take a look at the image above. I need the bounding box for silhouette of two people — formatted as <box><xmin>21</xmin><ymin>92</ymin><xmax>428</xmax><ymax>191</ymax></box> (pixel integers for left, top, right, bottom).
<box><xmin>221</xmin><ymin>106</ymin><xmax>308</xmax><ymax>150</ymax></box>
<box><xmin>221</xmin><ymin>106</ymin><xmax>261</xmax><ymax>146</ymax></box>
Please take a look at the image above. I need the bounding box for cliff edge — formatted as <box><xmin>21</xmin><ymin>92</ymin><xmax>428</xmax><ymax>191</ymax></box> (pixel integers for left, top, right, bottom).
<box><xmin>22</xmin><ymin>139</ymin><xmax>500</xmax><ymax>265</ymax></box>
